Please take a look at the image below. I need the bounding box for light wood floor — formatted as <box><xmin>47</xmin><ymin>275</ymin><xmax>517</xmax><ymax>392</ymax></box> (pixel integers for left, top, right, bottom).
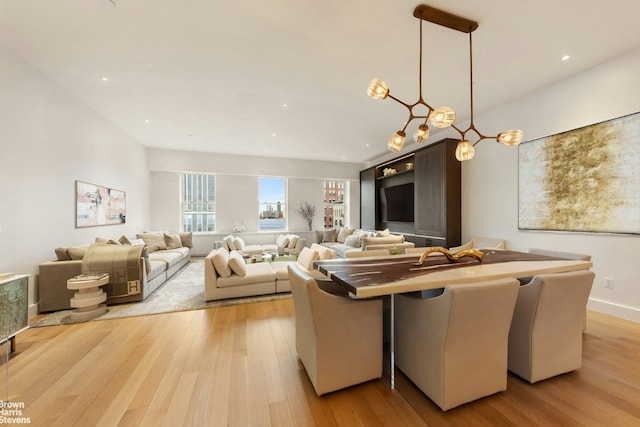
<box><xmin>4</xmin><ymin>301</ymin><xmax>640</xmax><ymax>426</ymax></box>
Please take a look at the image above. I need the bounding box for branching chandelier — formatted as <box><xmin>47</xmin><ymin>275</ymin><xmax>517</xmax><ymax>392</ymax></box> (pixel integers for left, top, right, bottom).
<box><xmin>367</xmin><ymin>4</ymin><xmax>523</xmax><ymax>161</ymax></box>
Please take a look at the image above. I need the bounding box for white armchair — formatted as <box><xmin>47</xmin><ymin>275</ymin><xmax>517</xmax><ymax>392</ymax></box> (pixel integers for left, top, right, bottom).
<box><xmin>288</xmin><ymin>263</ymin><xmax>383</xmax><ymax>396</ymax></box>
<box><xmin>508</xmin><ymin>270</ymin><xmax>595</xmax><ymax>383</ymax></box>
<box><xmin>395</xmin><ymin>278</ymin><xmax>519</xmax><ymax>411</ymax></box>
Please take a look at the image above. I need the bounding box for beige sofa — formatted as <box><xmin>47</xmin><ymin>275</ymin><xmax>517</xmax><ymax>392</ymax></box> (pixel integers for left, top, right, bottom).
<box><xmin>221</xmin><ymin>233</ymin><xmax>306</xmax><ymax>256</ymax></box>
<box><xmin>38</xmin><ymin>232</ymin><xmax>192</xmax><ymax>313</ymax></box>
<box><xmin>204</xmin><ymin>244</ymin><xmax>334</xmax><ymax>301</ymax></box>
<box><xmin>318</xmin><ymin>228</ymin><xmax>414</xmax><ymax>257</ymax></box>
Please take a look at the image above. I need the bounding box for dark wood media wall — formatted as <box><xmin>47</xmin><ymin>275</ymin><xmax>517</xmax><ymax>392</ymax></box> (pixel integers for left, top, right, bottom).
<box><xmin>360</xmin><ymin>138</ymin><xmax>461</xmax><ymax>248</ymax></box>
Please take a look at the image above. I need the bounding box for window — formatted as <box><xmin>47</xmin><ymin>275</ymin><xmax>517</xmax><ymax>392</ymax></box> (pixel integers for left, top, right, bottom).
<box><xmin>323</xmin><ymin>179</ymin><xmax>347</xmax><ymax>229</ymax></box>
<box><xmin>259</xmin><ymin>177</ymin><xmax>286</xmax><ymax>231</ymax></box>
<box><xmin>182</xmin><ymin>174</ymin><xmax>215</xmax><ymax>232</ymax></box>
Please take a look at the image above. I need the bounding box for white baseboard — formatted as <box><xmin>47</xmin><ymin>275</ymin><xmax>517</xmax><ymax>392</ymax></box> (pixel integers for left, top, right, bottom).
<box><xmin>28</xmin><ymin>303</ymin><xmax>39</xmax><ymax>320</ymax></box>
<box><xmin>588</xmin><ymin>298</ymin><xmax>640</xmax><ymax>323</ymax></box>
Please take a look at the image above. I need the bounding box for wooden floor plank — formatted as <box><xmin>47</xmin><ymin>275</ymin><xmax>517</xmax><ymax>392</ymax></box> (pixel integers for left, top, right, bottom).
<box><xmin>6</xmin><ymin>304</ymin><xmax>640</xmax><ymax>426</ymax></box>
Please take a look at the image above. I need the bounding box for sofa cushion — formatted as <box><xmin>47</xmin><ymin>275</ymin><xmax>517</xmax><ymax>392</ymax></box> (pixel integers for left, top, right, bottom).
<box><xmin>276</xmin><ymin>235</ymin><xmax>290</xmax><ymax>248</ymax></box>
<box><xmin>321</xmin><ymin>229</ymin><xmax>337</xmax><ymax>243</ymax></box>
<box><xmin>119</xmin><ymin>235</ymin><xmax>132</xmax><ymax>245</ymax></box>
<box><xmin>137</xmin><ymin>232</ymin><xmax>167</xmax><ymax>252</ymax></box>
<box><xmin>211</xmin><ymin>248</ymin><xmax>232</xmax><ymax>278</ymax></box>
<box><xmin>55</xmin><ymin>247</ymin><xmax>71</xmax><ymax>261</ymax></box>
<box><xmin>336</xmin><ymin>228</ymin><xmax>355</xmax><ymax>243</ymax></box>
<box><xmin>164</xmin><ymin>232</ymin><xmax>183</xmax><ymax>249</ymax></box>
<box><xmin>217</xmin><ymin>262</ymin><xmax>275</xmax><ymax>288</ymax></box>
<box><xmin>362</xmin><ymin>235</ymin><xmax>404</xmax><ymax>248</ymax></box>
<box><xmin>228</xmin><ymin>251</ymin><xmax>247</xmax><ymax>277</ymax></box>
<box><xmin>233</xmin><ymin>237</ymin><xmax>245</xmax><ymax>250</ymax></box>
<box><xmin>149</xmin><ymin>250</ymin><xmax>186</xmax><ymax>269</ymax></box>
<box><xmin>179</xmin><ymin>232</ymin><xmax>193</xmax><ymax>248</ymax></box>
<box><xmin>148</xmin><ymin>260</ymin><xmax>166</xmax><ymax>281</ymax></box>
<box><xmin>344</xmin><ymin>234</ymin><xmax>362</xmax><ymax>248</ymax></box>
<box><xmin>287</xmin><ymin>234</ymin><xmax>299</xmax><ymax>249</ymax></box>
<box><xmin>68</xmin><ymin>246</ymin><xmax>88</xmax><ymax>260</ymax></box>
<box><xmin>376</xmin><ymin>228</ymin><xmax>391</xmax><ymax>237</ymax></box>
<box><xmin>297</xmin><ymin>247</ymin><xmax>319</xmax><ymax>270</ymax></box>
<box><xmin>310</xmin><ymin>243</ymin><xmax>336</xmax><ymax>260</ymax></box>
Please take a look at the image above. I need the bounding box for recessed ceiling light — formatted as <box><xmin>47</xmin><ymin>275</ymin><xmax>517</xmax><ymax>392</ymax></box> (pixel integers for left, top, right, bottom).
<box><xmin>100</xmin><ymin>76</ymin><xmax>109</xmax><ymax>82</ymax></box>
<box><xmin>272</xmin><ymin>132</ymin><xmax>277</xmax><ymax>137</ymax></box>
<box><xmin>145</xmin><ymin>119</ymin><xmax>150</xmax><ymax>123</ymax></box>
<box><xmin>561</xmin><ymin>54</ymin><xmax>571</xmax><ymax>61</ymax></box>
<box><xmin>282</xmin><ymin>103</ymin><xmax>288</xmax><ymax>108</ymax></box>
<box><xmin>168</xmin><ymin>141</ymin><xmax>173</xmax><ymax>146</ymax></box>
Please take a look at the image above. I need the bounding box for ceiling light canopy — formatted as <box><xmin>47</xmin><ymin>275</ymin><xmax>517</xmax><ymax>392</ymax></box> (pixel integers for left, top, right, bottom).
<box><xmin>368</xmin><ymin>4</ymin><xmax>523</xmax><ymax>160</ymax></box>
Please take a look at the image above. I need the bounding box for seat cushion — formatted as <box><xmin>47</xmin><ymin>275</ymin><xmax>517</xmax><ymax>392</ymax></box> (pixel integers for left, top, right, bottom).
<box><xmin>217</xmin><ymin>262</ymin><xmax>276</xmax><ymax>288</ymax></box>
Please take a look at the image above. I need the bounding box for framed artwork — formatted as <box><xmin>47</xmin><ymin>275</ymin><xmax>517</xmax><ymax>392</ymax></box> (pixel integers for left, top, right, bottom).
<box><xmin>75</xmin><ymin>180</ymin><xmax>126</xmax><ymax>228</ymax></box>
<box><xmin>518</xmin><ymin>112</ymin><xmax>640</xmax><ymax>235</ymax></box>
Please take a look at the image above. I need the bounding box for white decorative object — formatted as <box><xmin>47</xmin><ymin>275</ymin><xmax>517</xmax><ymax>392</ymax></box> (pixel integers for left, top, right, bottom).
<box><xmin>232</xmin><ymin>221</ymin><xmax>246</xmax><ymax>233</ymax></box>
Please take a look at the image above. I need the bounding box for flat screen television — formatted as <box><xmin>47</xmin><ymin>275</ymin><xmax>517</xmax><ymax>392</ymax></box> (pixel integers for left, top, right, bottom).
<box><xmin>380</xmin><ymin>182</ymin><xmax>414</xmax><ymax>222</ymax></box>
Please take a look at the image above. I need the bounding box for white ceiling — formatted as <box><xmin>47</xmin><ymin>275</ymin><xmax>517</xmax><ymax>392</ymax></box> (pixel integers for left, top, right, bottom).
<box><xmin>1</xmin><ymin>0</ymin><xmax>639</xmax><ymax>164</ymax></box>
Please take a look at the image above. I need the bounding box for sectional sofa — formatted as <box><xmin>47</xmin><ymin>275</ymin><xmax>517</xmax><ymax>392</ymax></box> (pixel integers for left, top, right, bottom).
<box><xmin>317</xmin><ymin>228</ymin><xmax>415</xmax><ymax>257</ymax></box>
<box><xmin>38</xmin><ymin>231</ymin><xmax>192</xmax><ymax>312</ymax></box>
<box><xmin>204</xmin><ymin>243</ymin><xmax>335</xmax><ymax>301</ymax></box>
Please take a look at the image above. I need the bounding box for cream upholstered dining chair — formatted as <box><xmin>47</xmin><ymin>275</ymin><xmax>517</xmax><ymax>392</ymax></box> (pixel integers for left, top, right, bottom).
<box><xmin>288</xmin><ymin>264</ymin><xmax>383</xmax><ymax>396</ymax></box>
<box><xmin>395</xmin><ymin>278</ymin><xmax>520</xmax><ymax>411</ymax></box>
<box><xmin>508</xmin><ymin>270</ymin><xmax>595</xmax><ymax>383</ymax></box>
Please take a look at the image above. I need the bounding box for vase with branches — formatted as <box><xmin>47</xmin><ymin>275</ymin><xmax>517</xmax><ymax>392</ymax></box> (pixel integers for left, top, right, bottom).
<box><xmin>296</xmin><ymin>202</ymin><xmax>316</xmax><ymax>231</ymax></box>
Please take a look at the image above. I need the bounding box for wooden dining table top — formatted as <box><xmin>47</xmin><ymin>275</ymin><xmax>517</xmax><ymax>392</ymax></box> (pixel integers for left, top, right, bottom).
<box><xmin>314</xmin><ymin>249</ymin><xmax>593</xmax><ymax>298</ymax></box>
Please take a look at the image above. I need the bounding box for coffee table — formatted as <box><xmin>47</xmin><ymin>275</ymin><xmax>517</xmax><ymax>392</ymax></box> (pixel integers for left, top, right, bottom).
<box><xmin>67</xmin><ymin>273</ymin><xmax>109</xmax><ymax>321</ymax></box>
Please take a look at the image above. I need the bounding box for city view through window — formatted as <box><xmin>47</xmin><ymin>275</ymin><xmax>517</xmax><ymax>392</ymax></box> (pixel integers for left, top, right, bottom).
<box><xmin>259</xmin><ymin>177</ymin><xmax>286</xmax><ymax>231</ymax></box>
<box><xmin>324</xmin><ymin>180</ymin><xmax>346</xmax><ymax>229</ymax></box>
<box><xmin>182</xmin><ymin>173</ymin><xmax>215</xmax><ymax>232</ymax></box>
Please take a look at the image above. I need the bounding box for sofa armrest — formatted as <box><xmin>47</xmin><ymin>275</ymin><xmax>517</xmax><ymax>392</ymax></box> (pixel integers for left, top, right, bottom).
<box><xmin>38</xmin><ymin>260</ymin><xmax>82</xmax><ymax>312</ymax></box>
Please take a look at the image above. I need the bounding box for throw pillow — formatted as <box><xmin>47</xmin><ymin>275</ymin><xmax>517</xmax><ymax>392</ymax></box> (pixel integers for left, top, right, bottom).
<box><xmin>223</xmin><ymin>235</ymin><xmax>237</xmax><ymax>251</ymax></box>
<box><xmin>119</xmin><ymin>235</ymin><xmax>132</xmax><ymax>245</ymax></box>
<box><xmin>336</xmin><ymin>228</ymin><xmax>355</xmax><ymax>243</ymax></box>
<box><xmin>297</xmin><ymin>247</ymin><xmax>319</xmax><ymax>270</ymax></box>
<box><xmin>67</xmin><ymin>246</ymin><xmax>88</xmax><ymax>260</ymax></box>
<box><xmin>211</xmin><ymin>248</ymin><xmax>232</xmax><ymax>278</ymax></box>
<box><xmin>376</xmin><ymin>228</ymin><xmax>391</xmax><ymax>237</ymax></box>
<box><xmin>129</xmin><ymin>238</ymin><xmax>146</xmax><ymax>246</ymax></box>
<box><xmin>276</xmin><ymin>234</ymin><xmax>289</xmax><ymax>248</ymax></box>
<box><xmin>228</xmin><ymin>251</ymin><xmax>247</xmax><ymax>277</ymax></box>
<box><xmin>141</xmin><ymin>247</ymin><xmax>151</xmax><ymax>274</ymax></box>
<box><xmin>322</xmin><ymin>229</ymin><xmax>337</xmax><ymax>243</ymax></box>
<box><xmin>287</xmin><ymin>235</ymin><xmax>299</xmax><ymax>249</ymax></box>
<box><xmin>233</xmin><ymin>237</ymin><xmax>245</xmax><ymax>250</ymax></box>
<box><xmin>164</xmin><ymin>232</ymin><xmax>183</xmax><ymax>249</ymax></box>
<box><xmin>344</xmin><ymin>234</ymin><xmax>362</xmax><ymax>248</ymax></box>
<box><xmin>95</xmin><ymin>237</ymin><xmax>110</xmax><ymax>244</ymax></box>
<box><xmin>137</xmin><ymin>233</ymin><xmax>167</xmax><ymax>251</ymax></box>
<box><xmin>54</xmin><ymin>247</ymin><xmax>71</xmax><ymax>261</ymax></box>
<box><xmin>179</xmin><ymin>232</ymin><xmax>193</xmax><ymax>248</ymax></box>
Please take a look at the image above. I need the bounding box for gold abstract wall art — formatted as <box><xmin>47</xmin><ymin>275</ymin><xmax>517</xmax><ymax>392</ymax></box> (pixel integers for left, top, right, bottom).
<box><xmin>519</xmin><ymin>112</ymin><xmax>640</xmax><ymax>234</ymax></box>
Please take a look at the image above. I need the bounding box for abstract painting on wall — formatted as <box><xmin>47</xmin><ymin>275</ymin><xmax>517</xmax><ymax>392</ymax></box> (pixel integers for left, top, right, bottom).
<box><xmin>519</xmin><ymin>112</ymin><xmax>640</xmax><ymax>235</ymax></box>
<box><xmin>76</xmin><ymin>181</ymin><xmax>126</xmax><ymax>228</ymax></box>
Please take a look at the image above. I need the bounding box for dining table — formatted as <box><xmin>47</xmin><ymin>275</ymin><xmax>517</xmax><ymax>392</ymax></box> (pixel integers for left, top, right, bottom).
<box><xmin>313</xmin><ymin>249</ymin><xmax>593</xmax><ymax>388</ymax></box>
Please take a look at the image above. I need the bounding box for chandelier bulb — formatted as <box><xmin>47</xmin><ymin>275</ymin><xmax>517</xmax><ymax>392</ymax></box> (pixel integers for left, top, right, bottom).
<box><xmin>414</xmin><ymin>124</ymin><xmax>429</xmax><ymax>143</ymax></box>
<box><xmin>388</xmin><ymin>131</ymin><xmax>406</xmax><ymax>152</ymax></box>
<box><xmin>367</xmin><ymin>78</ymin><xmax>389</xmax><ymax>100</ymax></box>
<box><xmin>497</xmin><ymin>129</ymin><xmax>524</xmax><ymax>146</ymax></box>
<box><xmin>429</xmin><ymin>107</ymin><xmax>455</xmax><ymax>128</ymax></box>
<box><xmin>455</xmin><ymin>140</ymin><xmax>475</xmax><ymax>161</ymax></box>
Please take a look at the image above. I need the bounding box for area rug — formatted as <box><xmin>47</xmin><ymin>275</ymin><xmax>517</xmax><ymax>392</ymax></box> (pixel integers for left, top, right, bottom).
<box><xmin>31</xmin><ymin>261</ymin><xmax>292</xmax><ymax>327</ymax></box>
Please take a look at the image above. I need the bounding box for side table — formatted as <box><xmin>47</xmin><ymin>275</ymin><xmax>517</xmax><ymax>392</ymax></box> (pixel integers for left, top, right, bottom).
<box><xmin>67</xmin><ymin>274</ymin><xmax>109</xmax><ymax>322</ymax></box>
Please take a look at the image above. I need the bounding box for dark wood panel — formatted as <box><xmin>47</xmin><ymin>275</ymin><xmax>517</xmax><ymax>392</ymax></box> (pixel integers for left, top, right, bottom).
<box><xmin>360</xmin><ymin>167</ymin><xmax>376</xmax><ymax>230</ymax></box>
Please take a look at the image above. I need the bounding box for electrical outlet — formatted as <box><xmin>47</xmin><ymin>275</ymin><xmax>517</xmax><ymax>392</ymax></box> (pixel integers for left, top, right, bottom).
<box><xmin>604</xmin><ymin>277</ymin><xmax>614</xmax><ymax>289</ymax></box>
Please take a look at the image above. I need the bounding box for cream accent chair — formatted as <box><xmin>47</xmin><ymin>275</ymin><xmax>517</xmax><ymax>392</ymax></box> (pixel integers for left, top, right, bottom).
<box><xmin>345</xmin><ymin>249</ymin><xmax>390</xmax><ymax>258</ymax></box>
<box><xmin>508</xmin><ymin>270</ymin><xmax>595</xmax><ymax>383</ymax></box>
<box><xmin>395</xmin><ymin>278</ymin><xmax>520</xmax><ymax>411</ymax></box>
<box><xmin>449</xmin><ymin>236</ymin><xmax>505</xmax><ymax>252</ymax></box>
<box><xmin>288</xmin><ymin>264</ymin><xmax>383</xmax><ymax>396</ymax></box>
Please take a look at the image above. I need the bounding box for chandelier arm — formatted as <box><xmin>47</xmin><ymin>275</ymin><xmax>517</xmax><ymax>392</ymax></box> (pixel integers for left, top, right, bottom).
<box><xmin>419</xmin><ymin>19</ymin><xmax>423</xmax><ymax>99</ymax></box>
<box><xmin>468</xmin><ymin>32</ymin><xmax>475</xmax><ymax>127</ymax></box>
<box><xmin>386</xmin><ymin>93</ymin><xmax>413</xmax><ymax>109</ymax></box>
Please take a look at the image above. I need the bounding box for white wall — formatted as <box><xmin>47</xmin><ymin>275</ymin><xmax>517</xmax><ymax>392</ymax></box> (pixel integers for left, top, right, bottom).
<box><xmin>147</xmin><ymin>149</ymin><xmax>363</xmax><ymax>255</ymax></box>
<box><xmin>0</xmin><ymin>45</ymin><xmax>150</xmax><ymax>316</ymax></box>
<box><xmin>462</xmin><ymin>48</ymin><xmax>640</xmax><ymax>322</ymax></box>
